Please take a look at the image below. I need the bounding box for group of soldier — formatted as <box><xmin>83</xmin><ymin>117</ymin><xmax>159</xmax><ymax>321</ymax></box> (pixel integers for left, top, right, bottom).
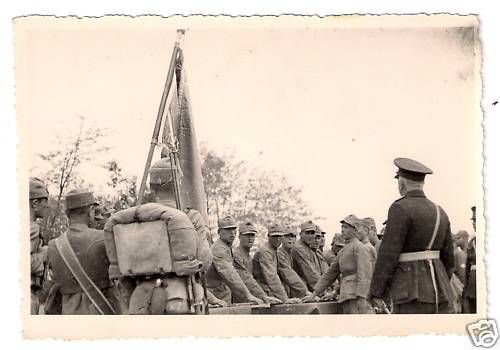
<box><xmin>29</xmin><ymin>156</ymin><xmax>477</xmax><ymax>315</ymax></box>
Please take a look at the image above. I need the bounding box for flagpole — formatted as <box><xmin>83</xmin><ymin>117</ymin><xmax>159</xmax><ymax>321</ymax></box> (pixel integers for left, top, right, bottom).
<box><xmin>137</xmin><ymin>29</ymin><xmax>185</xmax><ymax>205</ymax></box>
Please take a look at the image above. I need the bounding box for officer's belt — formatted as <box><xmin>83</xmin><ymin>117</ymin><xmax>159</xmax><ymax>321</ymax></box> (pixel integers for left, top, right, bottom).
<box><xmin>398</xmin><ymin>250</ymin><xmax>440</xmax><ymax>262</ymax></box>
<box><xmin>471</xmin><ymin>264</ymin><xmax>476</xmax><ymax>271</ymax></box>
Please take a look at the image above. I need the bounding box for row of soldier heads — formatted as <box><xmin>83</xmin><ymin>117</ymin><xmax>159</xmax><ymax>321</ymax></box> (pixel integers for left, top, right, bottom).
<box><xmin>216</xmin><ymin>214</ymin><xmax>380</xmax><ymax>252</ymax></box>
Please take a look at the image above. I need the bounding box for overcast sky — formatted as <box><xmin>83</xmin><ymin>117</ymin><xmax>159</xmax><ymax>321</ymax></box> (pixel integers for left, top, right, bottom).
<box><xmin>16</xmin><ymin>16</ymin><xmax>482</xmax><ymax>238</ymax></box>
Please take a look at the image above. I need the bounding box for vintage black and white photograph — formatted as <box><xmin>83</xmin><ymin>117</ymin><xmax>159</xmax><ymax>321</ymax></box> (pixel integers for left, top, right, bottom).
<box><xmin>16</xmin><ymin>14</ymin><xmax>484</xmax><ymax>337</ymax></box>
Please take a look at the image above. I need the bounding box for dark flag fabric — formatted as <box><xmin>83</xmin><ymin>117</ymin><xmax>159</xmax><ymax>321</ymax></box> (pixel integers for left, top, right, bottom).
<box><xmin>161</xmin><ymin>51</ymin><xmax>208</xmax><ymax>222</ymax></box>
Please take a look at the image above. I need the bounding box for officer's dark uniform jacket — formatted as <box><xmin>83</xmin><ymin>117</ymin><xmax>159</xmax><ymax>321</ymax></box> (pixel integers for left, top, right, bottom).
<box><xmin>206</xmin><ymin>238</ymin><xmax>251</xmax><ymax>304</ymax></box>
<box><xmin>369</xmin><ymin>190</ymin><xmax>455</xmax><ymax>306</ymax></box>
<box><xmin>48</xmin><ymin>223</ymin><xmax>116</xmax><ymax>314</ymax></box>
<box><xmin>232</xmin><ymin>245</ymin><xmax>268</xmax><ymax>302</ymax></box>
<box><xmin>277</xmin><ymin>246</ymin><xmax>308</xmax><ymax>298</ymax></box>
<box><xmin>463</xmin><ymin>237</ymin><xmax>476</xmax><ymax>300</ymax></box>
<box><xmin>291</xmin><ymin>238</ymin><xmax>325</xmax><ymax>291</ymax></box>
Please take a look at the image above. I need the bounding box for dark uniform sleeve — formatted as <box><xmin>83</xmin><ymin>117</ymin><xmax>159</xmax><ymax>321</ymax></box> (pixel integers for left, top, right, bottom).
<box><xmin>314</xmin><ymin>256</ymin><xmax>340</xmax><ymax>295</ymax></box>
<box><xmin>212</xmin><ymin>244</ymin><xmax>251</xmax><ymax>299</ymax></box>
<box><xmin>369</xmin><ymin>202</ymin><xmax>409</xmax><ymax>298</ymax></box>
<box><xmin>233</xmin><ymin>250</ymin><xmax>267</xmax><ymax>299</ymax></box>
<box><xmin>292</xmin><ymin>246</ymin><xmax>320</xmax><ymax>291</ymax></box>
<box><xmin>258</xmin><ymin>250</ymin><xmax>288</xmax><ymax>302</ymax></box>
<box><xmin>439</xmin><ymin>220</ymin><xmax>455</xmax><ymax>279</ymax></box>
<box><xmin>277</xmin><ymin>249</ymin><xmax>308</xmax><ymax>298</ymax></box>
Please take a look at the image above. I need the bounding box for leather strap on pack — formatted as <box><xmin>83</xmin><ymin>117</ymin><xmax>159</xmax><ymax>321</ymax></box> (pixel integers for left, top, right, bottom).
<box><xmin>55</xmin><ymin>233</ymin><xmax>116</xmax><ymax>315</ymax></box>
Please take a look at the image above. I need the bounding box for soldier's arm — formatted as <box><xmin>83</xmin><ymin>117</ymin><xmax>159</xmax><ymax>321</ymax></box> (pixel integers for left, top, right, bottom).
<box><xmin>439</xmin><ymin>221</ymin><xmax>455</xmax><ymax>279</ymax></box>
<box><xmin>212</xmin><ymin>246</ymin><xmax>253</xmax><ymax>300</ymax></box>
<box><xmin>291</xmin><ymin>247</ymin><xmax>320</xmax><ymax>291</ymax></box>
<box><xmin>313</xmin><ymin>256</ymin><xmax>340</xmax><ymax>296</ymax></box>
<box><xmin>277</xmin><ymin>250</ymin><xmax>308</xmax><ymax>297</ymax></box>
<box><xmin>258</xmin><ymin>251</ymin><xmax>288</xmax><ymax>302</ymax></box>
<box><xmin>233</xmin><ymin>251</ymin><xmax>267</xmax><ymax>299</ymax></box>
<box><xmin>369</xmin><ymin>203</ymin><xmax>409</xmax><ymax>298</ymax></box>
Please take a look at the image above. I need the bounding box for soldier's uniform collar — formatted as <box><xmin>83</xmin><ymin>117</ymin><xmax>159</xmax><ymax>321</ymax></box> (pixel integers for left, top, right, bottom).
<box><xmin>404</xmin><ymin>189</ymin><xmax>426</xmax><ymax>198</ymax></box>
<box><xmin>69</xmin><ymin>222</ymin><xmax>89</xmax><ymax>231</ymax></box>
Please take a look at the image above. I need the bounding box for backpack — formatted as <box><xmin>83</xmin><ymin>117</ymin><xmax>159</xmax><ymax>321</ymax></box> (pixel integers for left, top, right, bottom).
<box><xmin>104</xmin><ymin>203</ymin><xmax>205</xmax><ymax>314</ymax></box>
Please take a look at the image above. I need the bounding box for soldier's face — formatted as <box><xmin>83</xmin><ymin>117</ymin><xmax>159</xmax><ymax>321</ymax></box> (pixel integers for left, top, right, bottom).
<box><xmin>33</xmin><ymin>198</ymin><xmax>49</xmax><ymax>219</ymax></box>
<box><xmin>341</xmin><ymin>223</ymin><xmax>356</xmax><ymax>240</ymax></box>
<box><xmin>239</xmin><ymin>233</ymin><xmax>256</xmax><ymax>249</ymax></box>
<box><xmin>301</xmin><ymin>230</ymin><xmax>315</xmax><ymax>246</ymax></box>
<box><xmin>268</xmin><ymin>235</ymin><xmax>283</xmax><ymax>249</ymax></box>
<box><xmin>283</xmin><ymin>234</ymin><xmax>296</xmax><ymax>249</ymax></box>
<box><xmin>312</xmin><ymin>234</ymin><xmax>322</xmax><ymax>249</ymax></box>
<box><xmin>320</xmin><ymin>234</ymin><xmax>325</xmax><ymax>248</ymax></box>
<box><xmin>219</xmin><ymin>227</ymin><xmax>237</xmax><ymax>245</ymax></box>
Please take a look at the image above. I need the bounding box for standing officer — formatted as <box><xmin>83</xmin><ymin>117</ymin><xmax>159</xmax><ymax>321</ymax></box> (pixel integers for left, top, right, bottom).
<box><xmin>47</xmin><ymin>189</ymin><xmax>119</xmax><ymax>314</ymax></box>
<box><xmin>463</xmin><ymin>206</ymin><xmax>477</xmax><ymax>313</ymax></box>
<box><xmin>357</xmin><ymin>219</ymin><xmax>377</xmax><ymax>270</ymax></box>
<box><xmin>302</xmin><ymin>215</ymin><xmax>374</xmax><ymax>314</ymax></box>
<box><xmin>205</xmin><ymin>216</ymin><xmax>263</xmax><ymax>305</ymax></box>
<box><xmin>277</xmin><ymin>227</ymin><xmax>309</xmax><ymax>298</ymax></box>
<box><xmin>29</xmin><ymin>177</ymin><xmax>50</xmax><ymax>314</ymax></box>
<box><xmin>149</xmin><ymin>158</ymin><xmax>212</xmax><ymax>268</ymax></box>
<box><xmin>232</xmin><ymin>222</ymin><xmax>280</xmax><ymax>304</ymax></box>
<box><xmin>369</xmin><ymin>158</ymin><xmax>455</xmax><ymax>314</ymax></box>
<box><xmin>253</xmin><ymin>224</ymin><xmax>301</xmax><ymax>304</ymax></box>
<box><xmin>291</xmin><ymin>221</ymin><xmax>324</xmax><ymax>291</ymax></box>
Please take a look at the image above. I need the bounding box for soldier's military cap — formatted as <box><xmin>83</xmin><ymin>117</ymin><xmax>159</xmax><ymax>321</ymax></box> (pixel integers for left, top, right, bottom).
<box><xmin>149</xmin><ymin>157</ymin><xmax>177</xmax><ymax>185</ymax></box>
<box><xmin>239</xmin><ymin>221</ymin><xmax>258</xmax><ymax>235</ymax></box>
<box><xmin>284</xmin><ymin>226</ymin><xmax>297</xmax><ymax>236</ymax></box>
<box><xmin>314</xmin><ymin>225</ymin><xmax>324</xmax><ymax>236</ymax></box>
<box><xmin>29</xmin><ymin>177</ymin><xmax>49</xmax><ymax>200</ymax></box>
<box><xmin>268</xmin><ymin>223</ymin><xmax>286</xmax><ymax>236</ymax></box>
<box><xmin>300</xmin><ymin>220</ymin><xmax>317</xmax><ymax>233</ymax></box>
<box><xmin>394</xmin><ymin>157</ymin><xmax>433</xmax><ymax>181</ymax></box>
<box><xmin>218</xmin><ymin>215</ymin><xmax>238</xmax><ymax>229</ymax></box>
<box><xmin>340</xmin><ymin>214</ymin><xmax>359</xmax><ymax>229</ymax></box>
<box><xmin>332</xmin><ymin>233</ymin><xmax>345</xmax><ymax>247</ymax></box>
<box><xmin>65</xmin><ymin>188</ymin><xmax>99</xmax><ymax>210</ymax></box>
<box><xmin>355</xmin><ymin>219</ymin><xmax>370</xmax><ymax>232</ymax></box>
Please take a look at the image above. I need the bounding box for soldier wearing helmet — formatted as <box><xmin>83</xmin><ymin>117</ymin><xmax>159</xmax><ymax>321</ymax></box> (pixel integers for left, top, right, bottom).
<box><xmin>29</xmin><ymin>177</ymin><xmax>50</xmax><ymax>314</ymax></box>
<box><xmin>47</xmin><ymin>189</ymin><xmax>119</xmax><ymax>314</ymax></box>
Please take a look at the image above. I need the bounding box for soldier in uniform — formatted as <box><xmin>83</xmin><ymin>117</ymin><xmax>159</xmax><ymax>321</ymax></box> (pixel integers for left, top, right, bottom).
<box><xmin>47</xmin><ymin>189</ymin><xmax>119</xmax><ymax>314</ymax></box>
<box><xmin>291</xmin><ymin>221</ymin><xmax>325</xmax><ymax>291</ymax></box>
<box><xmin>356</xmin><ymin>219</ymin><xmax>377</xmax><ymax>270</ymax></box>
<box><xmin>302</xmin><ymin>215</ymin><xmax>374</xmax><ymax>314</ymax></box>
<box><xmin>29</xmin><ymin>177</ymin><xmax>50</xmax><ymax>314</ymax></box>
<box><xmin>149</xmin><ymin>158</ymin><xmax>212</xmax><ymax>268</ymax></box>
<box><xmin>323</xmin><ymin>233</ymin><xmax>345</xmax><ymax>266</ymax></box>
<box><xmin>364</xmin><ymin>217</ymin><xmax>381</xmax><ymax>250</ymax></box>
<box><xmin>253</xmin><ymin>224</ymin><xmax>301</xmax><ymax>304</ymax></box>
<box><xmin>313</xmin><ymin>227</ymin><xmax>329</xmax><ymax>274</ymax></box>
<box><xmin>277</xmin><ymin>227</ymin><xmax>309</xmax><ymax>298</ymax></box>
<box><xmin>453</xmin><ymin>230</ymin><xmax>469</xmax><ymax>284</ymax></box>
<box><xmin>206</xmin><ymin>216</ymin><xmax>263</xmax><ymax>305</ymax></box>
<box><xmin>463</xmin><ymin>206</ymin><xmax>477</xmax><ymax>313</ymax></box>
<box><xmin>232</xmin><ymin>222</ymin><xmax>281</xmax><ymax>304</ymax></box>
<box><xmin>369</xmin><ymin>158</ymin><xmax>455</xmax><ymax>314</ymax></box>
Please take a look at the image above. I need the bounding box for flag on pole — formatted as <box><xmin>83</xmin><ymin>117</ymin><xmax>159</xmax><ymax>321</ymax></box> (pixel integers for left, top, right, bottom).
<box><xmin>161</xmin><ymin>50</ymin><xmax>208</xmax><ymax>222</ymax></box>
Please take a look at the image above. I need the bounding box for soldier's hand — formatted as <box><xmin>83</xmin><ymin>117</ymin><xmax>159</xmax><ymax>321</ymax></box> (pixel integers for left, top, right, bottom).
<box><xmin>285</xmin><ymin>298</ymin><xmax>302</xmax><ymax>304</ymax></box>
<box><xmin>320</xmin><ymin>291</ymin><xmax>336</xmax><ymax>302</ymax></box>
<box><xmin>370</xmin><ymin>297</ymin><xmax>386</xmax><ymax>313</ymax></box>
<box><xmin>301</xmin><ymin>294</ymin><xmax>316</xmax><ymax>303</ymax></box>
<box><xmin>247</xmin><ymin>295</ymin><xmax>264</xmax><ymax>305</ymax></box>
<box><xmin>212</xmin><ymin>298</ymin><xmax>227</xmax><ymax>308</ymax></box>
<box><xmin>264</xmin><ymin>296</ymin><xmax>282</xmax><ymax>305</ymax></box>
